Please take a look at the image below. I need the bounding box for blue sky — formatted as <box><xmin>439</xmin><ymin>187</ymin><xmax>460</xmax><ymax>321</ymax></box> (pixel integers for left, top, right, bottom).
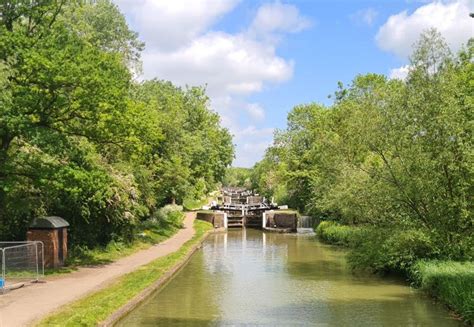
<box><xmin>115</xmin><ymin>0</ymin><xmax>472</xmax><ymax>167</ymax></box>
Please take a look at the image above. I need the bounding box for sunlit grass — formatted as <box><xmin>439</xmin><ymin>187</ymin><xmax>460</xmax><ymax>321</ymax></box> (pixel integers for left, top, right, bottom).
<box><xmin>411</xmin><ymin>260</ymin><xmax>474</xmax><ymax>323</ymax></box>
<box><xmin>46</xmin><ymin>214</ymin><xmax>184</xmax><ymax>276</ymax></box>
<box><xmin>37</xmin><ymin>220</ymin><xmax>213</xmax><ymax>327</ymax></box>
<box><xmin>316</xmin><ymin>221</ymin><xmax>358</xmax><ymax>246</ymax></box>
<box><xmin>183</xmin><ymin>196</ymin><xmax>214</xmax><ymax>211</ymax></box>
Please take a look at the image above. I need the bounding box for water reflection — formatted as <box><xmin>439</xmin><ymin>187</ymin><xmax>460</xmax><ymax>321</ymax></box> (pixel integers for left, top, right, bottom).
<box><xmin>118</xmin><ymin>229</ymin><xmax>460</xmax><ymax>326</ymax></box>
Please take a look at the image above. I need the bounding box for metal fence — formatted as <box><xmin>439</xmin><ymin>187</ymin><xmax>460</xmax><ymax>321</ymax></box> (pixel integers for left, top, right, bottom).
<box><xmin>0</xmin><ymin>241</ymin><xmax>44</xmax><ymax>293</ymax></box>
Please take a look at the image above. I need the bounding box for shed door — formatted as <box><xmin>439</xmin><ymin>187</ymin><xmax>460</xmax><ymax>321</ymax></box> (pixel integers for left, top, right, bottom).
<box><xmin>58</xmin><ymin>228</ymin><xmax>64</xmax><ymax>264</ymax></box>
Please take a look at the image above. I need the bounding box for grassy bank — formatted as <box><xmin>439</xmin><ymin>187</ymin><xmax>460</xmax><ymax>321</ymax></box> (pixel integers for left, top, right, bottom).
<box><xmin>183</xmin><ymin>192</ymin><xmax>218</xmax><ymax>211</ymax></box>
<box><xmin>315</xmin><ymin>221</ymin><xmax>474</xmax><ymax>324</ymax></box>
<box><xmin>183</xmin><ymin>197</ymin><xmax>208</xmax><ymax>211</ymax></box>
<box><xmin>315</xmin><ymin>221</ymin><xmax>357</xmax><ymax>246</ymax></box>
<box><xmin>37</xmin><ymin>220</ymin><xmax>213</xmax><ymax>326</ymax></box>
<box><xmin>47</xmin><ymin>207</ymin><xmax>185</xmax><ymax>275</ymax></box>
<box><xmin>411</xmin><ymin>260</ymin><xmax>474</xmax><ymax>323</ymax></box>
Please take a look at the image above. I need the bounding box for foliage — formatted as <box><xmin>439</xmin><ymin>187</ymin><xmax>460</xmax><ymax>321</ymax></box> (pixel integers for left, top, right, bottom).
<box><xmin>50</xmin><ymin>205</ymin><xmax>184</xmax><ymax>272</ymax></box>
<box><xmin>411</xmin><ymin>260</ymin><xmax>474</xmax><ymax>323</ymax></box>
<box><xmin>315</xmin><ymin>221</ymin><xmax>358</xmax><ymax>247</ymax></box>
<box><xmin>182</xmin><ymin>196</ymin><xmax>210</xmax><ymax>211</ymax></box>
<box><xmin>348</xmin><ymin>227</ymin><xmax>436</xmax><ymax>273</ymax></box>
<box><xmin>223</xmin><ymin>167</ymin><xmax>253</xmax><ymax>188</ymax></box>
<box><xmin>253</xmin><ymin>30</ymin><xmax>473</xmax><ymax>267</ymax></box>
<box><xmin>37</xmin><ymin>219</ymin><xmax>213</xmax><ymax>327</ymax></box>
<box><xmin>0</xmin><ymin>1</ymin><xmax>233</xmax><ymax>248</ymax></box>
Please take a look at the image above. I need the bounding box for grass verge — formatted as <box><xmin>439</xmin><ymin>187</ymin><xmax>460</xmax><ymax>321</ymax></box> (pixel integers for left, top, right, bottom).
<box><xmin>37</xmin><ymin>220</ymin><xmax>213</xmax><ymax>327</ymax></box>
<box><xmin>183</xmin><ymin>196</ymin><xmax>212</xmax><ymax>211</ymax></box>
<box><xmin>315</xmin><ymin>220</ymin><xmax>358</xmax><ymax>246</ymax></box>
<box><xmin>47</xmin><ymin>212</ymin><xmax>185</xmax><ymax>276</ymax></box>
<box><xmin>316</xmin><ymin>221</ymin><xmax>473</xmax><ymax>324</ymax></box>
<box><xmin>411</xmin><ymin>260</ymin><xmax>474</xmax><ymax>324</ymax></box>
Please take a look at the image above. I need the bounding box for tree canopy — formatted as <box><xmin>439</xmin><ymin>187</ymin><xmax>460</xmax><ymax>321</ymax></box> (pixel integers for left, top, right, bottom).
<box><xmin>0</xmin><ymin>1</ymin><xmax>234</xmax><ymax>246</ymax></box>
<box><xmin>252</xmin><ymin>30</ymin><xmax>473</xmax><ymax>263</ymax></box>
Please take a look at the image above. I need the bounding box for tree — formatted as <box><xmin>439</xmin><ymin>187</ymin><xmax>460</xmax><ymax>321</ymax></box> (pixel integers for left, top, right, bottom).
<box><xmin>253</xmin><ymin>30</ymin><xmax>473</xmax><ymax>262</ymax></box>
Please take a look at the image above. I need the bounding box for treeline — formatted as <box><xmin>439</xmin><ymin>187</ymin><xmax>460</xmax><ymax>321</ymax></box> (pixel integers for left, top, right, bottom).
<box><xmin>0</xmin><ymin>1</ymin><xmax>233</xmax><ymax>247</ymax></box>
<box><xmin>223</xmin><ymin>167</ymin><xmax>252</xmax><ymax>189</ymax></box>
<box><xmin>252</xmin><ymin>30</ymin><xmax>473</xmax><ymax>270</ymax></box>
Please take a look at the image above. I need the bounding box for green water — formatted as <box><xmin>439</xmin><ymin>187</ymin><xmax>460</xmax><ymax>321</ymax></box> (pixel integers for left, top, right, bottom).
<box><xmin>118</xmin><ymin>229</ymin><xmax>461</xmax><ymax>326</ymax></box>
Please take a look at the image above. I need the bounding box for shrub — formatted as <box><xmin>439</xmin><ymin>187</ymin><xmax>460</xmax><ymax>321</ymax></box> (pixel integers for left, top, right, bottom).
<box><xmin>347</xmin><ymin>227</ymin><xmax>389</xmax><ymax>272</ymax></box>
<box><xmin>382</xmin><ymin>229</ymin><xmax>436</xmax><ymax>271</ymax></box>
<box><xmin>150</xmin><ymin>204</ymin><xmax>184</xmax><ymax>229</ymax></box>
<box><xmin>349</xmin><ymin>228</ymin><xmax>436</xmax><ymax>273</ymax></box>
<box><xmin>411</xmin><ymin>260</ymin><xmax>474</xmax><ymax>323</ymax></box>
<box><xmin>316</xmin><ymin>221</ymin><xmax>358</xmax><ymax>246</ymax></box>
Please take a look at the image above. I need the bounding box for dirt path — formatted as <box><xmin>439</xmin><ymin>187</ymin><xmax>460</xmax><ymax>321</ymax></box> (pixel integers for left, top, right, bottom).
<box><xmin>0</xmin><ymin>212</ymin><xmax>196</xmax><ymax>327</ymax></box>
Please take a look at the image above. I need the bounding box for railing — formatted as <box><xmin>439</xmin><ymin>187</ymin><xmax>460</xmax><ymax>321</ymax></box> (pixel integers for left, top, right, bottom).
<box><xmin>0</xmin><ymin>241</ymin><xmax>44</xmax><ymax>293</ymax></box>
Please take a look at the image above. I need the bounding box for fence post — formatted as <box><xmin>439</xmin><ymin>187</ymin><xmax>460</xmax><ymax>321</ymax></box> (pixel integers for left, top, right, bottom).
<box><xmin>41</xmin><ymin>241</ymin><xmax>44</xmax><ymax>277</ymax></box>
<box><xmin>35</xmin><ymin>242</ymin><xmax>39</xmax><ymax>282</ymax></box>
<box><xmin>1</xmin><ymin>249</ymin><xmax>5</xmax><ymax>293</ymax></box>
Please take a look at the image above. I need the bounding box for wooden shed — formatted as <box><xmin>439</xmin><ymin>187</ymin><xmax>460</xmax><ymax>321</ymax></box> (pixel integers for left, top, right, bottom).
<box><xmin>27</xmin><ymin>216</ymin><xmax>69</xmax><ymax>268</ymax></box>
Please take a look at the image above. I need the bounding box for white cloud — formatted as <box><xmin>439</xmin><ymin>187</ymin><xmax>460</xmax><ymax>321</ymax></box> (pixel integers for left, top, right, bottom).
<box><xmin>141</xmin><ymin>32</ymin><xmax>294</xmax><ymax>97</ymax></box>
<box><xmin>376</xmin><ymin>0</ymin><xmax>472</xmax><ymax>59</ymax></box>
<box><xmin>351</xmin><ymin>8</ymin><xmax>379</xmax><ymax>26</ymax></box>
<box><xmin>246</xmin><ymin>103</ymin><xmax>265</xmax><ymax>121</ymax></box>
<box><xmin>114</xmin><ymin>0</ymin><xmax>240</xmax><ymax>51</ymax></box>
<box><xmin>389</xmin><ymin>65</ymin><xmax>412</xmax><ymax>80</ymax></box>
<box><xmin>249</xmin><ymin>2</ymin><xmax>312</xmax><ymax>38</ymax></box>
<box><xmin>236</xmin><ymin>140</ymin><xmax>273</xmax><ymax>167</ymax></box>
<box><xmin>234</xmin><ymin>126</ymin><xmax>274</xmax><ymax>140</ymax></box>
<box><xmin>115</xmin><ymin>1</ymin><xmax>310</xmax><ymax>167</ymax></box>
<box><xmin>223</xmin><ymin>121</ymin><xmax>275</xmax><ymax>167</ymax></box>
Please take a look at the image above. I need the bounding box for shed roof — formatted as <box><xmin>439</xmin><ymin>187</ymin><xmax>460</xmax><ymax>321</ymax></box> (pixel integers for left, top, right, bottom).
<box><xmin>29</xmin><ymin>216</ymin><xmax>69</xmax><ymax>229</ymax></box>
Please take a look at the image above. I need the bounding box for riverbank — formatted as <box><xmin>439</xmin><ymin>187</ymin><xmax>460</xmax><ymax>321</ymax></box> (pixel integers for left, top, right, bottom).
<box><xmin>0</xmin><ymin>213</ymin><xmax>198</xmax><ymax>326</ymax></box>
<box><xmin>316</xmin><ymin>221</ymin><xmax>474</xmax><ymax>324</ymax></box>
<box><xmin>46</xmin><ymin>205</ymin><xmax>185</xmax><ymax>276</ymax></box>
<box><xmin>37</xmin><ymin>219</ymin><xmax>213</xmax><ymax>327</ymax></box>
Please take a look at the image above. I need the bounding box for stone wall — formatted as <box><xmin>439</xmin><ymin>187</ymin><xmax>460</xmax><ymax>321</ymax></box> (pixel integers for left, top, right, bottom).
<box><xmin>264</xmin><ymin>211</ymin><xmax>297</xmax><ymax>232</ymax></box>
<box><xmin>247</xmin><ymin>196</ymin><xmax>263</xmax><ymax>204</ymax></box>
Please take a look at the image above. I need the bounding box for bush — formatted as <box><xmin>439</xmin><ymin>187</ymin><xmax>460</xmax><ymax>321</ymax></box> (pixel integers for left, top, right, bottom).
<box><xmin>411</xmin><ymin>260</ymin><xmax>474</xmax><ymax>323</ymax></box>
<box><xmin>349</xmin><ymin>228</ymin><xmax>436</xmax><ymax>273</ymax></box>
<box><xmin>316</xmin><ymin>221</ymin><xmax>358</xmax><ymax>246</ymax></box>
<box><xmin>149</xmin><ymin>204</ymin><xmax>184</xmax><ymax>229</ymax></box>
<box><xmin>347</xmin><ymin>227</ymin><xmax>389</xmax><ymax>272</ymax></box>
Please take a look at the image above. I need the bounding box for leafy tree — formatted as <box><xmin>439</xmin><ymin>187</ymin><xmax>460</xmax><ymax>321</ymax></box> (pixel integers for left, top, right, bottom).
<box><xmin>253</xmin><ymin>30</ymin><xmax>473</xmax><ymax>266</ymax></box>
<box><xmin>0</xmin><ymin>1</ymin><xmax>234</xmax><ymax>247</ymax></box>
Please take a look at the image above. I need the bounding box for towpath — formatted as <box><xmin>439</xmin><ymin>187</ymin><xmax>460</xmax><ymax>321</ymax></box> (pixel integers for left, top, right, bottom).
<box><xmin>0</xmin><ymin>212</ymin><xmax>196</xmax><ymax>327</ymax></box>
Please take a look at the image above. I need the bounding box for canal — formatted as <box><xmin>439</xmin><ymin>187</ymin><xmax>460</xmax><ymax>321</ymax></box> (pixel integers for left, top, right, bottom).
<box><xmin>118</xmin><ymin>229</ymin><xmax>461</xmax><ymax>326</ymax></box>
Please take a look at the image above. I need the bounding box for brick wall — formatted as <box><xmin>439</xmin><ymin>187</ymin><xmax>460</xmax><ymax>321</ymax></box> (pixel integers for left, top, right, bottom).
<box><xmin>27</xmin><ymin>229</ymin><xmax>58</xmax><ymax>268</ymax></box>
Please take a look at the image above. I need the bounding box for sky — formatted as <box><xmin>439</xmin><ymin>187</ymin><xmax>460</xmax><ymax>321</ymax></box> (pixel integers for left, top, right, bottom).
<box><xmin>113</xmin><ymin>0</ymin><xmax>473</xmax><ymax>167</ymax></box>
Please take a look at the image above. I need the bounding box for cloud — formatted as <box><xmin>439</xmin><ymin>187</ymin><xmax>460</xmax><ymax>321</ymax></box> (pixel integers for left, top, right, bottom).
<box><xmin>389</xmin><ymin>65</ymin><xmax>411</xmax><ymax>80</ymax></box>
<box><xmin>115</xmin><ymin>1</ymin><xmax>310</xmax><ymax>167</ymax></box>
<box><xmin>246</xmin><ymin>103</ymin><xmax>265</xmax><ymax>121</ymax></box>
<box><xmin>234</xmin><ymin>126</ymin><xmax>274</xmax><ymax>140</ymax></box>
<box><xmin>114</xmin><ymin>0</ymin><xmax>240</xmax><ymax>51</ymax></box>
<box><xmin>376</xmin><ymin>0</ymin><xmax>472</xmax><ymax>58</ymax></box>
<box><xmin>351</xmin><ymin>8</ymin><xmax>379</xmax><ymax>26</ymax></box>
<box><xmin>236</xmin><ymin>140</ymin><xmax>274</xmax><ymax>167</ymax></box>
<box><xmin>141</xmin><ymin>32</ymin><xmax>294</xmax><ymax>97</ymax></box>
<box><xmin>228</xmin><ymin>123</ymin><xmax>275</xmax><ymax>167</ymax></box>
<box><xmin>249</xmin><ymin>2</ymin><xmax>312</xmax><ymax>37</ymax></box>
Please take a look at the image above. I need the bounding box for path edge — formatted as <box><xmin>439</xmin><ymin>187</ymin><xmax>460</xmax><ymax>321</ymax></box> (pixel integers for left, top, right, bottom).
<box><xmin>98</xmin><ymin>228</ymin><xmax>217</xmax><ymax>327</ymax></box>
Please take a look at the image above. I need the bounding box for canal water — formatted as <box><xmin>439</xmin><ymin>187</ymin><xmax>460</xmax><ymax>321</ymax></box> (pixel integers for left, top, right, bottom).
<box><xmin>118</xmin><ymin>229</ymin><xmax>461</xmax><ymax>326</ymax></box>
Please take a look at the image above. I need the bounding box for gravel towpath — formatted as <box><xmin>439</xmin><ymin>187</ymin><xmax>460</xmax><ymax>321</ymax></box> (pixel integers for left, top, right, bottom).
<box><xmin>0</xmin><ymin>212</ymin><xmax>196</xmax><ymax>327</ymax></box>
